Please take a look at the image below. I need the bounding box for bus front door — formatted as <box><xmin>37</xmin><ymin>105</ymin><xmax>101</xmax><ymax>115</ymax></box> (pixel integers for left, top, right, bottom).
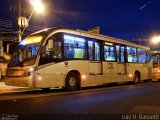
<box><xmin>89</xmin><ymin>61</ymin><xmax>103</xmax><ymax>85</ymax></box>
<box><xmin>88</xmin><ymin>41</ymin><xmax>103</xmax><ymax>86</ymax></box>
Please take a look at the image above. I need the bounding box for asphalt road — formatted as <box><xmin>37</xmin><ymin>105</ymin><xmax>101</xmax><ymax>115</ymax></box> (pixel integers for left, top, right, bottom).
<box><xmin>0</xmin><ymin>82</ymin><xmax>160</xmax><ymax>120</ymax></box>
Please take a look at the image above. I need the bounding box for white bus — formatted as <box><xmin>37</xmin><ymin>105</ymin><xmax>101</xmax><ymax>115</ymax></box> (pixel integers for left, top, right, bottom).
<box><xmin>5</xmin><ymin>27</ymin><xmax>152</xmax><ymax>90</ymax></box>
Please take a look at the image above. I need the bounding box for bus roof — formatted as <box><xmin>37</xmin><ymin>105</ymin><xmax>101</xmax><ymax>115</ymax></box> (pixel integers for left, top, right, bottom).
<box><xmin>31</xmin><ymin>27</ymin><xmax>150</xmax><ymax>50</ymax></box>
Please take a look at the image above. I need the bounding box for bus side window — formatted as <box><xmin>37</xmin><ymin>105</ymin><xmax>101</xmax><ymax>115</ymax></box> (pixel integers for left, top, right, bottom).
<box><xmin>64</xmin><ymin>35</ymin><xmax>86</xmax><ymax>59</ymax></box>
<box><xmin>152</xmin><ymin>55</ymin><xmax>159</xmax><ymax>68</ymax></box>
<box><xmin>121</xmin><ymin>47</ymin><xmax>125</xmax><ymax>62</ymax></box>
<box><xmin>65</xmin><ymin>46</ymin><xmax>74</xmax><ymax>58</ymax></box>
<box><xmin>116</xmin><ymin>45</ymin><xmax>125</xmax><ymax>63</ymax></box>
<box><xmin>39</xmin><ymin>36</ymin><xmax>62</xmax><ymax>65</ymax></box>
<box><xmin>104</xmin><ymin>45</ymin><xmax>115</xmax><ymax>61</ymax></box>
<box><xmin>88</xmin><ymin>41</ymin><xmax>94</xmax><ymax>60</ymax></box>
<box><xmin>127</xmin><ymin>46</ymin><xmax>137</xmax><ymax>63</ymax></box>
<box><xmin>44</xmin><ymin>38</ymin><xmax>61</xmax><ymax>59</ymax></box>
<box><xmin>147</xmin><ymin>49</ymin><xmax>151</xmax><ymax>62</ymax></box>
<box><xmin>45</xmin><ymin>39</ymin><xmax>54</xmax><ymax>57</ymax></box>
<box><xmin>138</xmin><ymin>48</ymin><xmax>146</xmax><ymax>63</ymax></box>
<box><xmin>95</xmin><ymin>42</ymin><xmax>100</xmax><ymax>61</ymax></box>
<box><xmin>87</xmin><ymin>40</ymin><xmax>101</xmax><ymax>61</ymax></box>
<box><xmin>116</xmin><ymin>46</ymin><xmax>120</xmax><ymax>62</ymax></box>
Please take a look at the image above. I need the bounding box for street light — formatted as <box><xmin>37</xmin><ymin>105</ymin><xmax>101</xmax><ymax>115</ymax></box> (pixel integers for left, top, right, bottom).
<box><xmin>147</xmin><ymin>35</ymin><xmax>160</xmax><ymax>46</ymax></box>
<box><xmin>152</xmin><ymin>35</ymin><xmax>160</xmax><ymax>44</ymax></box>
<box><xmin>30</xmin><ymin>0</ymin><xmax>45</xmax><ymax>14</ymax></box>
<box><xmin>27</xmin><ymin>0</ymin><xmax>45</xmax><ymax>23</ymax></box>
<box><xmin>18</xmin><ymin>0</ymin><xmax>45</xmax><ymax>41</ymax></box>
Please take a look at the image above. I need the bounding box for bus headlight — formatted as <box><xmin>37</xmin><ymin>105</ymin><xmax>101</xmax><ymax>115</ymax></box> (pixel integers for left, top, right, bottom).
<box><xmin>23</xmin><ymin>68</ymin><xmax>34</xmax><ymax>76</ymax></box>
<box><xmin>30</xmin><ymin>68</ymin><xmax>34</xmax><ymax>72</ymax></box>
<box><xmin>38</xmin><ymin>76</ymin><xmax>42</xmax><ymax>81</ymax></box>
<box><xmin>81</xmin><ymin>75</ymin><xmax>86</xmax><ymax>79</ymax></box>
<box><xmin>129</xmin><ymin>74</ymin><xmax>133</xmax><ymax>77</ymax></box>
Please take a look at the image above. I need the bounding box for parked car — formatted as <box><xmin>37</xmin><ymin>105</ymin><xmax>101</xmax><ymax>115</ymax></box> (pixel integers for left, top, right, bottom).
<box><xmin>0</xmin><ymin>53</ymin><xmax>11</xmax><ymax>80</ymax></box>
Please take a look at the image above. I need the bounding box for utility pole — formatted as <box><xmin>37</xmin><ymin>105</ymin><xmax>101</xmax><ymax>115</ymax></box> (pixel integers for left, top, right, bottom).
<box><xmin>140</xmin><ymin>37</ymin><xmax>142</xmax><ymax>45</ymax></box>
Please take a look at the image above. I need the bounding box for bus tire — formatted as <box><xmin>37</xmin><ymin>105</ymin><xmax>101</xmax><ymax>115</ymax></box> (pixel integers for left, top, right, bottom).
<box><xmin>42</xmin><ymin>88</ymin><xmax>50</xmax><ymax>92</ymax></box>
<box><xmin>133</xmin><ymin>71</ymin><xmax>140</xmax><ymax>84</ymax></box>
<box><xmin>65</xmin><ymin>72</ymin><xmax>79</xmax><ymax>91</ymax></box>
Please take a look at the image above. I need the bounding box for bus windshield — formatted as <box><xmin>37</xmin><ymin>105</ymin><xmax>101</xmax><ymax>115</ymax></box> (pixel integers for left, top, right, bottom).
<box><xmin>8</xmin><ymin>36</ymin><xmax>43</xmax><ymax>67</ymax></box>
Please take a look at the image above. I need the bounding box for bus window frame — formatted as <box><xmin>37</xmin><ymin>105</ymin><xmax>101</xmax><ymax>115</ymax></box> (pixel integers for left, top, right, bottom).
<box><xmin>38</xmin><ymin>33</ymin><xmax>64</xmax><ymax>65</ymax></box>
<box><xmin>103</xmin><ymin>42</ymin><xmax>116</xmax><ymax>62</ymax></box>
<box><xmin>115</xmin><ymin>44</ymin><xmax>126</xmax><ymax>63</ymax></box>
<box><xmin>127</xmin><ymin>46</ymin><xmax>138</xmax><ymax>63</ymax></box>
<box><xmin>146</xmin><ymin>49</ymin><xmax>151</xmax><ymax>63</ymax></box>
<box><xmin>137</xmin><ymin>48</ymin><xmax>147</xmax><ymax>64</ymax></box>
<box><xmin>86</xmin><ymin>38</ymin><xmax>103</xmax><ymax>61</ymax></box>
<box><xmin>63</xmin><ymin>33</ymin><xmax>87</xmax><ymax>60</ymax></box>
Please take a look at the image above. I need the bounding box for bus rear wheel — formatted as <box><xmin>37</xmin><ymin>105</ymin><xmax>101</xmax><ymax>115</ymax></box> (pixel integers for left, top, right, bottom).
<box><xmin>65</xmin><ymin>73</ymin><xmax>79</xmax><ymax>91</ymax></box>
<box><xmin>133</xmin><ymin>71</ymin><xmax>140</xmax><ymax>84</ymax></box>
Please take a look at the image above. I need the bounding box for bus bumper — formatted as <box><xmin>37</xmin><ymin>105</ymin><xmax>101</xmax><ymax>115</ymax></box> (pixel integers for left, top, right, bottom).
<box><xmin>5</xmin><ymin>77</ymin><xmax>33</xmax><ymax>87</ymax></box>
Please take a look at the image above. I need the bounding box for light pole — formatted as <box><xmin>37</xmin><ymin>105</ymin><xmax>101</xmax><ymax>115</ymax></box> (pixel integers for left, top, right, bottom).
<box><xmin>18</xmin><ymin>0</ymin><xmax>22</xmax><ymax>42</ymax></box>
<box><xmin>21</xmin><ymin>9</ymin><xmax>34</xmax><ymax>36</ymax></box>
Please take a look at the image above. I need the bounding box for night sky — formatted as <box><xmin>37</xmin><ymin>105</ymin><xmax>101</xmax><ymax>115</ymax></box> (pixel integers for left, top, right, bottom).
<box><xmin>0</xmin><ymin>0</ymin><xmax>160</xmax><ymax>45</ymax></box>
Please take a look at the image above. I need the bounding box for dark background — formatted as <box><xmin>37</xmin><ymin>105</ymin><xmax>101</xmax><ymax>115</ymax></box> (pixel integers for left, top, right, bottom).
<box><xmin>0</xmin><ymin>0</ymin><xmax>160</xmax><ymax>48</ymax></box>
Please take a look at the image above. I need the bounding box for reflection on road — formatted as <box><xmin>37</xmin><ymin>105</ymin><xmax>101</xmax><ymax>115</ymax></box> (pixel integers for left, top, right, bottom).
<box><xmin>0</xmin><ymin>81</ymin><xmax>159</xmax><ymax>101</ymax></box>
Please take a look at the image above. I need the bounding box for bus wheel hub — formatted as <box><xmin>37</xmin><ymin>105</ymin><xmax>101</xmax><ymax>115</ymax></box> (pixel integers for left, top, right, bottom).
<box><xmin>69</xmin><ymin>77</ymin><xmax>76</xmax><ymax>86</ymax></box>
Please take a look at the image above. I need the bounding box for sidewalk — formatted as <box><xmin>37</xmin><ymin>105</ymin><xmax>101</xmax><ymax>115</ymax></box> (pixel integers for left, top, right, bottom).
<box><xmin>0</xmin><ymin>82</ymin><xmax>32</xmax><ymax>94</ymax></box>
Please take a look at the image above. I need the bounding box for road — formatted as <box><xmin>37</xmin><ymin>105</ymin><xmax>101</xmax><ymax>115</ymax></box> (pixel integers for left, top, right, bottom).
<box><xmin>0</xmin><ymin>82</ymin><xmax>160</xmax><ymax>120</ymax></box>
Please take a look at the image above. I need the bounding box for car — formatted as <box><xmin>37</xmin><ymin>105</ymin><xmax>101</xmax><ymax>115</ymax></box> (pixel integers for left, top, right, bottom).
<box><xmin>0</xmin><ymin>53</ymin><xmax>11</xmax><ymax>81</ymax></box>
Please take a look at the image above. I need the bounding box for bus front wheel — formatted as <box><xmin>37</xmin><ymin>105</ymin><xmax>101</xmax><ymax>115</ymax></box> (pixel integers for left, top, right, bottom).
<box><xmin>65</xmin><ymin>73</ymin><xmax>79</xmax><ymax>91</ymax></box>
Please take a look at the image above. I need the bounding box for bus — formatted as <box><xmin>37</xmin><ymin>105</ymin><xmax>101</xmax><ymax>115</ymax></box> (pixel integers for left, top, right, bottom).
<box><xmin>5</xmin><ymin>27</ymin><xmax>153</xmax><ymax>90</ymax></box>
<box><xmin>151</xmin><ymin>51</ymin><xmax>160</xmax><ymax>81</ymax></box>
